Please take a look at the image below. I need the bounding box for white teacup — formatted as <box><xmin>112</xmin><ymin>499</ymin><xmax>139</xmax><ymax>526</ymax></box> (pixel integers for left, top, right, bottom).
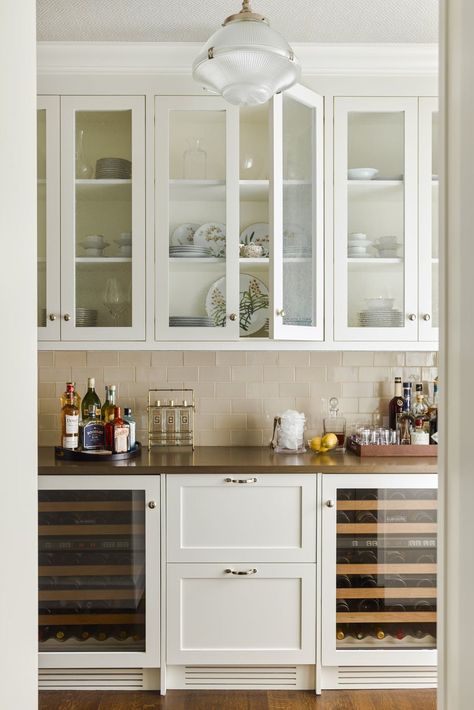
<box><xmin>349</xmin><ymin>232</ymin><xmax>367</xmax><ymax>241</ymax></box>
<box><xmin>83</xmin><ymin>234</ymin><xmax>106</xmax><ymax>248</ymax></box>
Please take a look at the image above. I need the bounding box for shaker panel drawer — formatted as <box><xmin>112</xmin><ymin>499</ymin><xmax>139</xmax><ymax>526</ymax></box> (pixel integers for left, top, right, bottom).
<box><xmin>166</xmin><ymin>474</ymin><xmax>316</xmax><ymax>562</ymax></box>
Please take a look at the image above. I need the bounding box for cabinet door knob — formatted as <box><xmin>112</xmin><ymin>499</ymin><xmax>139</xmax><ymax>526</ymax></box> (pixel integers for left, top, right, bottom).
<box><xmin>229</xmin><ymin>313</ymin><xmax>237</xmax><ymax>321</ymax></box>
<box><xmin>408</xmin><ymin>313</ymin><xmax>417</xmax><ymax>321</ymax></box>
<box><xmin>148</xmin><ymin>500</ymin><xmax>157</xmax><ymax>509</ymax></box>
<box><xmin>48</xmin><ymin>313</ymin><xmax>56</xmax><ymax>322</ymax></box>
<box><xmin>225</xmin><ymin>568</ymin><xmax>258</xmax><ymax>576</ymax></box>
<box><xmin>63</xmin><ymin>313</ymin><xmax>71</xmax><ymax>322</ymax></box>
<box><xmin>326</xmin><ymin>500</ymin><xmax>335</xmax><ymax>508</ymax></box>
<box><xmin>224</xmin><ymin>477</ymin><xmax>257</xmax><ymax>484</ymax></box>
<box><xmin>276</xmin><ymin>309</ymin><xmax>286</xmax><ymax>317</ymax></box>
<box><xmin>423</xmin><ymin>313</ymin><xmax>431</xmax><ymax>321</ymax></box>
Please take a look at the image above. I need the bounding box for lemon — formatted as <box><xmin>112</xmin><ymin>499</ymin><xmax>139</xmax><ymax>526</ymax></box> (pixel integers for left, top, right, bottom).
<box><xmin>308</xmin><ymin>436</ymin><xmax>322</xmax><ymax>452</ymax></box>
<box><xmin>322</xmin><ymin>433</ymin><xmax>338</xmax><ymax>450</ymax></box>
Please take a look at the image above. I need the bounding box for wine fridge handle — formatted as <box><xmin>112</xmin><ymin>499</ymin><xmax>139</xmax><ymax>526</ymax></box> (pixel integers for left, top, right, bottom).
<box><xmin>326</xmin><ymin>500</ymin><xmax>335</xmax><ymax>508</ymax></box>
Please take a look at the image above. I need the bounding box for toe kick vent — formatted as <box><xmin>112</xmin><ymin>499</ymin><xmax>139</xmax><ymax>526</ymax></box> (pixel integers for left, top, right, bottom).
<box><xmin>337</xmin><ymin>666</ymin><xmax>437</xmax><ymax>688</ymax></box>
<box><xmin>184</xmin><ymin>666</ymin><xmax>298</xmax><ymax>689</ymax></box>
<box><xmin>39</xmin><ymin>668</ymin><xmax>145</xmax><ymax>691</ymax></box>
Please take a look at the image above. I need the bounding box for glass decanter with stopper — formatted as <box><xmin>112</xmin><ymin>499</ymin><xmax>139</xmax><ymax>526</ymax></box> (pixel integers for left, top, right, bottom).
<box><xmin>323</xmin><ymin>397</ymin><xmax>346</xmax><ymax>451</ymax></box>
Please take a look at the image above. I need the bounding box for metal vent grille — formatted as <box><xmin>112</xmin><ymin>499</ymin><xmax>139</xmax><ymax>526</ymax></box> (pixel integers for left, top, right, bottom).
<box><xmin>39</xmin><ymin>668</ymin><xmax>145</xmax><ymax>691</ymax></box>
<box><xmin>184</xmin><ymin>666</ymin><xmax>298</xmax><ymax>689</ymax></box>
<box><xmin>337</xmin><ymin>666</ymin><xmax>438</xmax><ymax>688</ymax></box>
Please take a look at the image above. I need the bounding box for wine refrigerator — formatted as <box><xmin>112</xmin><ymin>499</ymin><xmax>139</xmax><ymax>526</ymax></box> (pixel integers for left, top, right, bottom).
<box><xmin>322</xmin><ymin>474</ymin><xmax>438</xmax><ymax>667</ymax></box>
<box><xmin>38</xmin><ymin>476</ymin><xmax>160</xmax><ymax>668</ymax></box>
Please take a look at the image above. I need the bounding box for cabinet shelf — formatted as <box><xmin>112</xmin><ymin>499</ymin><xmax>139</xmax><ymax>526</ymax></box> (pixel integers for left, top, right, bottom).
<box><xmin>348</xmin><ymin>179</ymin><xmax>404</xmax><ymax>189</ymax></box>
<box><xmin>76</xmin><ymin>257</ymin><xmax>132</xmax><ymax>264</ymax></box>
<box><xmin>170</xmin><ymin>179</ymin><xmax>226</xmax><ymax>201</ymax></box>
<box><xmin>336</xmin><ymin>612</ymin><xmax>436</xmax><ymax>623</ymax></box>
<box><xmin>337</xmin><ymin>523</ymin><xmax>437</xmax><ymax>534</ymax></box>
<box><xmin>348</xmin><ymin>258</ymin><xmax>403</xmax><ymax>265</ymax></box>
<box><xmin>75</xmin><ymin>179</ymin><xmax>132</xmax><ymax>202</ymax></box>
<box><xmin>39</xmin><ymin>588</ymin><xmax>144</xmax><ymax>601</ymax></box>
<box><xmin>337</xmin><ymin>563</ymin><xmax>437</xmax><ymax>575</ymax></box>
<box><xmin>39</xmin><ymin>501</ymin><xmax>143</xmax><ymax>512</ymax></box>
<box><xmin>39</xmin><ymin>564</ymin><xmax>144</xmax><ymax>576</ymax></box>
<box><xmin>39</xmin><ymin>613</ymin><xmax>145</xmax><ymax>626</ymax></box>
<box><xmin>337</xmin><ymin>500</ymin><xmax>437</xmax><ymax>510</ymax></box>
<box><xmin>39</xmin><ymin>524</ymin><xmax>145</xmax><ymax>536</ymax></box>
<box><xmin>336</xmin><ymin>587</ymin><xmax>437</xmax><ymax>599</ymax></box>
<box><xmin>240</xmin><ymin>180</ymin><xmax>269</xmax><ymax>201</ymax></box>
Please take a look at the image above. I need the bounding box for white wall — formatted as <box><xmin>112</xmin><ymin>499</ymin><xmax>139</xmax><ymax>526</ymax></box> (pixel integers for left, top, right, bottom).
<box><xmin>0</xmin><ymin>2</ymin><xmax>38</xmax><ymax>707</ymax></box>
<box><xmin>440</xmin><ymin>0</ymin><xmax>474</xmax><ymax>708</ymax></box>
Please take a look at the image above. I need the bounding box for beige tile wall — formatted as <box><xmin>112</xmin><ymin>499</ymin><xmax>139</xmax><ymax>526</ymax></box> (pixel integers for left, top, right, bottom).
<box><xmin>38</xmin><ymin>351</ymin><xmax>438</xmax><ymax>447</ymax></box>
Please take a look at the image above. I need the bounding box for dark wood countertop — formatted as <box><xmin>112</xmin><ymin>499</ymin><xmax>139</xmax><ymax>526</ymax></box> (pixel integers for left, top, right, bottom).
<box><xmin>38</xmin><ymin>446</ymin><xmax>437</xmax><ymax>475</ymax></box>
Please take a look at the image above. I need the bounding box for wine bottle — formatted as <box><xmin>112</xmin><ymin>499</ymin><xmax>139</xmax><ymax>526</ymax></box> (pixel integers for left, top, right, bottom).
<box><xmin>94</xmin><ymin>629</ymin><xmax>108</xmax><ymax>642</ymax></box>
<box><xmin>337</xmin><ymin>575</ymin><xmax>352</xmax><ymax>588</ymax></box>
<box><xmin>414</xmin><ymin>599</ymin><xmax>434</xmax><ymax>612</ymax></box>
<box><xmin>415</xmin><ymin>552</ymin><xmax>436</xmax><ymax>564</ymax></box>
<box><xmin>356</xmin><ymin>511</ymin><xmax>378</xmax><ymax>524</ymax></box>
<box><xmin>354</xmin><ymin>626</ymin><xmax>367</xmax><ymax>640</ymax></box>
<box><xmin>388</xmin><ymin>376</ymin><xmax>404</xmax><ymax>431</ymax></box>
<box><xmin>358</xmin><ymin>598</ymin><xmax>380</xmax><ymax>613</ymax></box>
<box><xmin>336</xmin><ymin>599</ymin><xmax>350</xmax><ymax>613</ymax></box>
<box><xmin>395</xmin><ymin>626</ymin><xmax>406</xmax><ymax>640</ymax></box>
<box><xmin>385</xmin><ymin>574</ymin><xmax>407</xmax><ymax>587</ymax></box>
<box><xmin>101</xmin><ymin>384</ymin><xmax>117</xmax><ymax>423</ymax></box>
<box><xmin>61</xmin><ymin>383</ymin><xmax>79</xmax><ymax>450</ymax></box>
<box><xmin>388</xmin><ymin>601</ymin><xmax>406</xmax><ymax>613</ymax></box>
<box><xmin>385</xmin><ymin>550</ymin><xmax>406</xmax><ymax>564</ymax></box>
<box><xmin>337</xmin><ymin>511</ymin><xmax>352</xmax><ymax>523</ymax></box>
<box><xmin>359</xmin><ymin>574</ymin><xmax>378</xmax><ymax>588</ymax></box>
<box><xmin>336</xmin><ymin>626</ymin><xmax>346</xmax><ymax>641</ymax></box>
<box><xmin>374</xmin><ymin>627</ymin><xmax>386</xmax><ymax>640</ymax></box>
<box><xmin>81</xmin><ymin>377</ymin><xmax>101</xmax><ymax>420</ymax></box>
<box><xmin>414</xmin><ymin>511</ymin><xmax>435</xmax><ymax>523</ymax></box>
<box><xmin>358</xmin><ymin>549</ymin><xmax>378</xmax><ymax>564</ymax></box>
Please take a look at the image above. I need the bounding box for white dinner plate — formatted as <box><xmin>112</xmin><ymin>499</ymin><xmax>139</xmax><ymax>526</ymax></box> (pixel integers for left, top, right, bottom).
<box><xmin>206</xmin><ymin>272</ymin><xmax>269</xmax><ymax>336</ymax></box>
<box><xmin>171</xmin><ymin>223</ymin><xmax>200</xmax><ymax>246</ymax></box>
<box><xmin>193</xmin><ymin>222</ymin><xmax>226</xmax><ymax>257</ymax></box>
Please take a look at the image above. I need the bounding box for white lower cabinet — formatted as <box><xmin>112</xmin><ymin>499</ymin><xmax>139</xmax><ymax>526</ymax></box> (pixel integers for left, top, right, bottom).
<box><xmin>166</xmin><ymin>563</ymin><xmax>316</xmax><ymax>665</ymax></box>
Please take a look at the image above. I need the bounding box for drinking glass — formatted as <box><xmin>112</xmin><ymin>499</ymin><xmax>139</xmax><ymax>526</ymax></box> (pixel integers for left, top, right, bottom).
<box><xmin>103</xmin><ymin>278</ymin><xmax>127</xmax><ymax>326</ymax></box>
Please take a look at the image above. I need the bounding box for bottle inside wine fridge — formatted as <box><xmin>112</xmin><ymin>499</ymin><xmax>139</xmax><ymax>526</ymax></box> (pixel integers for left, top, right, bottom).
<box><xmin>38</xmin><ymin>489</ymin><xmax>146</xmax><ymax>652</ymax></box>
<box><xmin>335</xmin><ymin>485</ymin><xmax>437</xmax><ymax>650</ymax></box>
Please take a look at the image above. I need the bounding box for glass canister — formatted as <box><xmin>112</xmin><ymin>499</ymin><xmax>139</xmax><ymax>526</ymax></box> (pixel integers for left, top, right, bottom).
<box><xmin>323</xmin><ymin>397</ymin><xmax>346</xmax><ymax>451</ymax></box>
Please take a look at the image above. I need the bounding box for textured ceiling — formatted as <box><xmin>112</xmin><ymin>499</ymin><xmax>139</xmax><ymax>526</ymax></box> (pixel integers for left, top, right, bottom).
<box><xmin>37</xmin><ymin>0</ymin><xmax>439</xmax><ymax>43</ymax></box>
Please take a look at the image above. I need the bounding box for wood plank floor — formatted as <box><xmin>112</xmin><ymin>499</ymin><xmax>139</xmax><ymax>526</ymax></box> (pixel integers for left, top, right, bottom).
<box><xmin>39</xmin><ymin>689</ymin><xmax>437</xmax><ymax>710</ymax></box>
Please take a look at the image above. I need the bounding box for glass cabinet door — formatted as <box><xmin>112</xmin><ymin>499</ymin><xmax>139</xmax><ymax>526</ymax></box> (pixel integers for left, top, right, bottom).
<box><xmin>37</xmin><ymin>97</ymin><xmax>61</xmax><ymax>340</ymax></box>
<box><xmin>419</xmin><ymin>98</ymin><xmax>439</xmax><ymax>342</ymax></box>
<box><xmin>271</xmin><ymin>85</ymin><xmax>324</xmax><ymax>340</ymax></box>
<box><xmin>60</xmin><ymin>96</ymin><xmax>145</xmax><ymax>341</ymax></box>
<box><xmin>322</xmin><ymin>474</ymin><xmax>437</xmax><ymax>667</ymax></box>
<box><xmin>38</xmin><ymin>476</ymin><xmax>159</xmax><ymax>667</ymax></box>
<box><xmin>155</xmin><ymin>96</ymin><xmax>240</xmax><ymax>341</ymax></box>
<box><xmin>334</xmin><ymin>98</ymin><xmax>418</xmax><ymax>342</ymax></box>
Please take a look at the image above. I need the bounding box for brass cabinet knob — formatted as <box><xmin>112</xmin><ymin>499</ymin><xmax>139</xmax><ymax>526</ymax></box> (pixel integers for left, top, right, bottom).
<box><xmin>326</xmin><ymin>500</ymin><xmax>335</xmax><ymax>508</ymax></box>
<box><xmin>63</xmin><ymin>313</ymin><xmax>71</xmax><ymax>322</ymax></box>
<box><xmin>423</xmin><ymin>313</ymin><xmax>431</xmax><ymax>321</ymax></box>
<box><xmin>148</xmin><ymin>500</ymin><xmax>157</xmax><ymax>509</ymax></box>
<box><xmin>48</xmin><ymin>313</ymin><xmax>56</xmax><ymax>322</ymax></box>
<box><xmin>408</xmin><ymin>313</ymin><xmax>417</xmax><ymax>321</ymax></box>
<box><xmin>229</xmin><ymin>313</ymin><xmax>237</xmax><ymax>321</ymax></box>
<box><xmin>276</xmin><ymin>309</ymin><xmax>286</xmax><ymax>317</ymax></box>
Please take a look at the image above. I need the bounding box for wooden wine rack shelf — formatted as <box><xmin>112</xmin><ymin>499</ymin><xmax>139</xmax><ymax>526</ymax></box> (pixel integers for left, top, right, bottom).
<box><xmin>336</xmin><ymin>612</ymin><xmax>437</xmax><ymax>623</ymax></box>
<box><xmin>336</xmin><ymin>587</ymin><xmax>437</xmax><ymax>599</ymax></box>
<box><xmin>337</xmin><ymin>523</ymin><xmax>437</xmax><ymax>534</ymax></box>
<box><xmin>39</xmin><ymin>588</ymin><xmax>144</xmax><ymax>601</ymax></box>
<box><xmin>38</xmin><ymin>524</ymin><xmax>145</xmax><ymax>536</ymax></box>
<box><xmin>38</xmin><ymin>613</ymin><xmax>145</xmax><ymax>626</ymax></box>
<box><xmin>39</xmin><ymin>501</ymin><xmax>144</xmax><ymax>512</ymax></box>
<box><xmin>337</xmin><ymin>563</ymin><xmax>437</xmax><ymax>574</ymax></box>
<box><xmin>337</xmin><ymin>500</ymin><xmax>437</xmax><ymax>511</ymax></box>
<box><xmin>39</xmin><ymin>564</ymin><xmax>144</xmax><ymax>576</ymax></box>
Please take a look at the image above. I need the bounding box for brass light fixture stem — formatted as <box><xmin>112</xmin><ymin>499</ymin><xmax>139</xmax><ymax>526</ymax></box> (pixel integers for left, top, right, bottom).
<box><xmin>223</xmin><ymin>0</ymin><xmax>267</xmax><ymax>25</ymax></box>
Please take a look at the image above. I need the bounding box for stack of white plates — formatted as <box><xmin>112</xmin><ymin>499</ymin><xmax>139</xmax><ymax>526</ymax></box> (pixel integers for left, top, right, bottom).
<box><xmin>359</xmin><ymin>308</ymin><xmax>403</xmax><ymax>327</ymax></box>
<box><xmin>76</xmin><ymin>308</ymin><xmax>98</xmax><ymax>327</ymax></box>
<box><xmin>348</xmin><ymin>238</ymin><xmax>372</xmax><ymax>257</ymax></box>
<box><xmin>169</xmin><ymin>316</ymin><xmax>214</xmax><ymax>327</ymax></box>
<box><xmin>283</xmin><ymin>316</ymin><xmax>313</xmax><ymax>326</ymax></box>
<box><xmin>169</xmin><ymin>245</ymin><xmax>211</xmax><ymax>258</ymax></box>
<box><xmin>95</xmin><ymin>158</ymin><xmax>131</xmax><ymax>180</ymax></box>
<box><xmin>283</xmin><ymin>248</ymin><xmax>312</xmax><ymax>258</ymax></box>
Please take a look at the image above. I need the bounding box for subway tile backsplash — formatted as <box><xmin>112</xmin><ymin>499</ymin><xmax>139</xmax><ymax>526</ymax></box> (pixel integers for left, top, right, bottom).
<box><xmin>38</xmin><ymin>351</ymin><xmax>438</xmax><ymax>447</ymax></box>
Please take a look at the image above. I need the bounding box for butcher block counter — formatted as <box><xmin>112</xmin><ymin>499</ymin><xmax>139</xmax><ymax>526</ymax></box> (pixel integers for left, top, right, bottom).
<box><xmin>38</xmin><ymin>446</ymin><xmax>437</xmax><ymax>475</ymax></box>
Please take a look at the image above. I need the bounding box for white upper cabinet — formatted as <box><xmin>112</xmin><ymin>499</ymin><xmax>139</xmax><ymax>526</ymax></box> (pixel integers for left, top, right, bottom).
<box><xmin>154</xmin><ymin>87</ymin><xmax>325</xmax><ymax>343</ymax></box>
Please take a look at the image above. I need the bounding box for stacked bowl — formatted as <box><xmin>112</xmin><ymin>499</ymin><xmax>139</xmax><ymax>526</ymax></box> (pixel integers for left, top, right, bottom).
<box><xmin>114</xmin><ymin>231</ymin><xmax>132</xmax><ymax>258</ymax></box>
<box><xmin>80</xmin><ymin>234</ymin><xmax>109</xmax><ymax>257</ymax></box>
<box><xmin>348</xmin><ymin>232</ymin><xmax>372</xmax><ymax>258</ymax></box>
<box><xmin>95</xmin><ymin>157</ymin><xmax>131</xmax><ymax>180</ymax></box>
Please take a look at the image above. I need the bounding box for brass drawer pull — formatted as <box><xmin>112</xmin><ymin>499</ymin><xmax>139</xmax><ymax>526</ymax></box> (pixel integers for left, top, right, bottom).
<box><xmin>224</xmin><ymin>477</ymin><xmax>258</xmax><ymax>484</ymax></box>
<box><xmin>225</xmin><ymin>568</ymin><xmax>258</xmax><ymax>576</ymax></box>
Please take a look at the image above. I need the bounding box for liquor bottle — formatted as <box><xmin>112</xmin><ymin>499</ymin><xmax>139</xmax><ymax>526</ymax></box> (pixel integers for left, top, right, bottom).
<box><xmin>79</xmin><ymin>405</ymin><xmax>105</xmax><ymax>450</ymax></box>
<box><xmin>412</xmin><ymin>383</ymin><xmax>430</xmax><ymax>419</ymax></box>
<box><xmin>410</xmin><ymin>418</ymin><xmax>430</xmax><ymax>445</ymax></box>
<box><xmin>429</xmin><ymin>378</ymin><xmax>439</xmax><ymax>444</ymax></box>
<box><xmin>388</xmin><ymin>376</ymin><xmax>404</xmax><ymax>431</ymax></box>
<box><xmin>399</xmin><ymin>382</ymin><xmax>415</xmax><ymax>444</ymax></box>
<box><xmin>123</xmin><ymin>408</ymin><xmax>136</xmax><ymax>449</ymax></box>
<box><xmin>101</xmin><ymin>385</ymin><xmax>117</xmax><ymax>423</ymax></box>
<box><xmin>81</xmin><ymin>377</ymin><xmax>101</xmax><ymax>420</ymax></box>
<box><xmin>60</xmin><ymin>381</ymin><xmax>81</xmax><ymax>413</ymax></box>
<box><xmin>105</xmin><ymin>406</ymin><xmax>130</xmax><ymax>453</ymax></box>
<box><xmin>61</xmin><ymin>383</ymin><xmax>79</xmax><ymax>450</ymax></box>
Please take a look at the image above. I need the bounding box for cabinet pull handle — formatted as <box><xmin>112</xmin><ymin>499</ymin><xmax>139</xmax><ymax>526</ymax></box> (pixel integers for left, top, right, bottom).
<box><xmin>63</xmin><ymin>313</ymin><xmax>71</xmax><ymax>322</ymax></box>
<box><xmin>408</xmin><ymin>313</ymin><xmax>417</xmax><ymax>321</ymax></box>
<box><xmin>48</xmin><ymin>313</ymin><xmax>56</xmax><ymax>322</ymax></box>
<box><xmin>224</xmin><ymin>477</ymin><xmax>258</xmax><ymax>484</ymax></box>
<box><xmin>225</xmin><ymin>568</ymin><xmax>258</xmax><ymax>576</ymax></box>
<box><xmin>423</xmin><ymin>313</ymin><xmax>431</xmax><ymax>321</ymax></box>
<box><xmin>326</xmin><ymin>500</ymin><xmax>335</xmax><ymax>508</ymax></box>
<box><xmin>229</xmin><ymin>313</ymin><xmax>238</xmax><ymax>321</ymax></box>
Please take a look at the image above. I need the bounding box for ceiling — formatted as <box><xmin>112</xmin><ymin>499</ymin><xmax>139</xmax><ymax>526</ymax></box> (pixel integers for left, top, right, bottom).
<box><xmin>37</xmin><ymin>0</ymin><xmax>439</xmax><ymax>44</ymax></box>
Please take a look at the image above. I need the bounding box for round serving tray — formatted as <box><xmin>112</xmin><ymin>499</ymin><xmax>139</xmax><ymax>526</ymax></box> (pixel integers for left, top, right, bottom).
<box><xmin>54</xmin><ymin>442</ymin><xmax>141</xmax><ymax>462</ymax></box>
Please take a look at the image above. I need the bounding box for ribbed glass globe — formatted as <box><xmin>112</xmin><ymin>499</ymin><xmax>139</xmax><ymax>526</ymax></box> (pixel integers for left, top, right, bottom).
<box><xmin>192</xmin><ymin>17</ymin><xmax>301</xmax><ymax>106</ymax></box>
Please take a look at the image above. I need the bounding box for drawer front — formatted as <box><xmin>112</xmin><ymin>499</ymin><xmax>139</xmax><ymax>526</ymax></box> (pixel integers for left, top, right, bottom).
<box><xmin>167</xmin><ymin>474</ymin><xmax>317</xmax><ymax>562</ymax></box>
<box><xmin>167</xmin><ymin>563</ymin><xmax>316</xmax><ymax>665</ymax></box>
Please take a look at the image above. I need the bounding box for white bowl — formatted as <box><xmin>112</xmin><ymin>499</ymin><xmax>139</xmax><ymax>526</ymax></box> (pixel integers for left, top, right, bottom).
<box><xmin>82</xmin><ymin>234</ymin><xmax>106</xmax><ymax>248</ymax></box>
<box><xmin>348</xmin><ymin>239</ymin><xmax>371</xmax><ymax>248</ymax></box>
<box><xmin>349</xmin><ymin>232</ymin><xmax>368</xmax><ymax>241</ymax></box>
<box><xmin>82</xmin><ymin>247</ymin><xmax>106</xmax><ymax>257</ymax></box>
<box><xmin>377</xmin><ymin>235</ymin><xmax>398</xmax><ymax>246</ymax></box>
<box><xmin>378</xmin><ymin>249</ymin><xmax>400</xmax><ymax>258</ymax></box>
<box><xmin>365</xmin><ymin>297</ymin><xmax>395</xmax><ymax>310</ymax></box>
<box><xmin>348</xmin><ymin>168</ymin><xmax>379</xmax><ymax>180</ymax></box>
<box><xmin>115</xmin><ymin>233</ymin><xmax>132</xmax><ymax>246</ymax></box>
<box><xmin>118</xmin><ymin>245</ymin><xmax>132</xmax><ymax>257</ymax></box>
<box><xmin>348</xmin><ymin>245</ymin><xmax>368</xmax><ymax>255</ymax></box>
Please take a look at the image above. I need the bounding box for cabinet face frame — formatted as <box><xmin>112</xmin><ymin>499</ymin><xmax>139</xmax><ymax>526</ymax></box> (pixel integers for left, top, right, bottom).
<box><xmin>37</xmin><ymin>96</ymin><xmax>61</xmax><ymax>341</ymax></box>
<box><xmin>418</xmin><ymin>97</ymin><xmax>440</xmax><ymax>342</ymax></box>
<box><xmin>38</xmin><ymin>475</ymin><xmax>160</xmax><ymax>668</ymax></box>
<box><xmin>167</xmin><ymin>562</ymin><xmax>316</xmax><ymax>665</ymax></box>
<box><xmin>166</xmin><ymin>473</ymin><xmax>316</xmax><ymax>563</ymax></box>
<box><xmin>154</xmin><ymin>95</ymin><xmax>240</xmax><ymax>341</ymax></box>
<box><xmin>270</xmin><ymin>85</ymin><xmax>325</xmax><ymax>341</ymax></box>
<box><xmin>333</xmin><ymin>97</ymin><xmax>419</xmax><ymax>342</ymax></box>
<box><xmin>321</xmin><ymin>473</ymin><xmax>438</xmax><ymax>667</ymax></box>
<box><xmin>60</xmin><ymin>95</ymin><xmax>146</xmax><ymax>341</ymax></box>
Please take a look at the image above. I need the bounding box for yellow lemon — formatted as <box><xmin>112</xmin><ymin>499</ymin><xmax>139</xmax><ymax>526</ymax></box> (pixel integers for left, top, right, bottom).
<box><xmin>322</xmin><ymin>433</ymin><xmax>338</xmax><ymax>450</ymax></box>
<box><xmin>308</xmin><ymin>436</ymin><xmax>322</xmax><ymax>452</ymax></box>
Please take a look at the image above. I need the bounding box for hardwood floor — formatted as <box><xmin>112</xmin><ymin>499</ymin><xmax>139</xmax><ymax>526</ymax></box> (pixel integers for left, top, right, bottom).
<box><xmin>39</xmin><ymin>689</ymin><xmax>437</xmax><ymax>710</ymax></box>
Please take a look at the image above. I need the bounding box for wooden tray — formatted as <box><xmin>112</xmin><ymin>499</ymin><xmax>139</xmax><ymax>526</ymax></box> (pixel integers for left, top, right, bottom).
<box><xmin>54</xmin><ymin>442</ymin><xmax>141</xmax><ymax>462</ymax></box>
<box><xmin>347</xmin><ymin>437</ymin><xmax>438</xmax><ymax>457</ymax></box>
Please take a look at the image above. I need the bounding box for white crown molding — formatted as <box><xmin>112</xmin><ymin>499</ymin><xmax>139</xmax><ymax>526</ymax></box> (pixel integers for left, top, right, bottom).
<box><xmin>37</xmin><ymin>41</ymin><xmax>438</xmax><ymax>77</ymax></box>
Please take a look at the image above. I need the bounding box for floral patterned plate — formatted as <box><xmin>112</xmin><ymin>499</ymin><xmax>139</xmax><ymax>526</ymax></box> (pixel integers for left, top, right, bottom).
<box><xmin>240</xmin><ymin>223</ymin><xmax>270</xmax><ymax>257</ymax></box>
<box><xmin>170</xmin><ymin>222</ymin><xmax>200</xmax><ymax>245</ymax></box>
<box><xmin>193</xmin><ymin>222</ymin><xmax>226</xmax><ymax>258</ymax></box>
<box><xmin>205</xmin><ymin>273</ymin><xmax>269</xmax><ymax>336</ymax></box>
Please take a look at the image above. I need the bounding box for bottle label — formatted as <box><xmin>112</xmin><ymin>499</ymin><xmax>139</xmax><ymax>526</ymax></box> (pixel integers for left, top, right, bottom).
<box><xmin>114</xmin><ymin>425</ymin><xmax>129</xmax><ymax>453</ymax></box>
<box><xmin>63</xmin><ymin>434</ymin><xmax>78</xmax><ymax>449</ymax></box>
<box><xmin>65</xmin><ymin>414</ymin><xmax>79</xmax><ymax>434</ymax></box>
<box><xmin>410</xmin><ymin>430</ymin><xmax>430</xmax><ymax>445</ymax></box>
<box><xmin>83</xmin><ymin>422</ymin><xmax>105</xmax><ymax>450</ymax></box>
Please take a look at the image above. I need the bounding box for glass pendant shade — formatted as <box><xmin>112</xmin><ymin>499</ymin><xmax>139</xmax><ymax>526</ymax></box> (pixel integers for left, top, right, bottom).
<box><xmin>192</xmin><ymin>3</ymin><xmax>301</xmax><ymax>106</ymax></box>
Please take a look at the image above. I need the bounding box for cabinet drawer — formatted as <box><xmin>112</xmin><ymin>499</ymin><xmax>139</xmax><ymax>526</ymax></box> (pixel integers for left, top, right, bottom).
<box><xmin>167</xmin><ymin>563</ymin><xmax>316</xmax><ymax>665</ymax></box>
<box><xmin>167</xmin><ymin>474</ymin><xmax>316</xmax><ymax>562</ymax></box>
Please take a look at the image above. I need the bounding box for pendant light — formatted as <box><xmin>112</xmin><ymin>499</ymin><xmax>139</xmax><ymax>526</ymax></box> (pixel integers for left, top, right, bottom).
<box><xmin>192</xmin><ymin>0</ymin><xmax>301</xmax><ymax>106</ymax></box>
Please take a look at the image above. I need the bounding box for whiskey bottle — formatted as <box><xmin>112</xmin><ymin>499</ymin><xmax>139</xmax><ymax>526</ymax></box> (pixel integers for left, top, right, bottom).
<box><xmin>388</xmin><ymin>376</ymin><xmax>404</xmax><ymax>431</ymax></box>
<box><xmin>81</xmin><ymin>377</ymin><xmax>101</xmax><ymax>420</ymax></box>
<box><xmin>61</xmin><ymin>384</ymin><xmax>79</xmax><ymax>450</ymax></box>
<box><xmin>79</xmin><ymin>405</ymin><xmax>105</xmax><ymax>450</ymax></box>
<box><xmin>60</xmin><ymin>381</ymin><xmax>81</xmax><ymax>413</ymax></box>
